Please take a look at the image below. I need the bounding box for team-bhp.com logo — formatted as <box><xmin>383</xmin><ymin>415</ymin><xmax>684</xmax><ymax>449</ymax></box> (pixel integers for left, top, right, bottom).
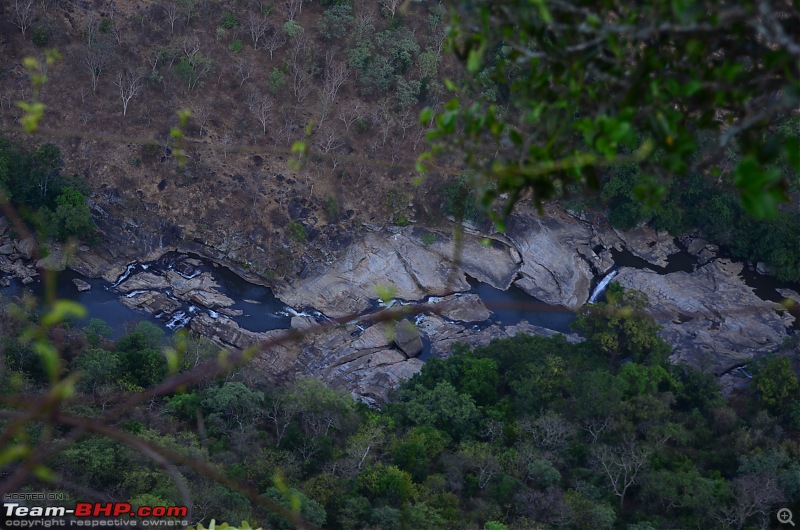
<box><xmin>3</xmin><ymin>500</ymin><xmax>189</xmax><ymax>527</ymax></box>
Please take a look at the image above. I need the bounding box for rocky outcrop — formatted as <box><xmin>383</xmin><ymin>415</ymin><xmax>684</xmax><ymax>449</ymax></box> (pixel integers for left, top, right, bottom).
<box><xmin>192</xmin><ymin>313</ymin><xmax>424</xmax><ymax>405</ymax></box>
<box><xmin>36</xmin><ymin>249</ymin><xmax>68</xmax><ymax>271</ymax></box>
<box><xmin>416</xmin><ymin>314</ymin><xmax>582</xmax><ymax>359</ymax></box>
<box><xmin>614</xmin><ymin>260</ymin><xmax>793</xmax><ymax>374</ymax></box>
<box><xmin>436</xmin><ymin>293</ymin><xmax>492</xmax><ymax>323</ymax></box>
<box><xmin>422</xmin><ymin>229</ymin><xmax>521</xmax><ymax>290</ymax></box>
<box><xmin>611</xmin><ymin>226</ymin><xmax>678</xmax><ymax>268</ymax></box>
<box><xmin>276</xmin><ymin>231</ymin><xmax>472</xmax><ymax>318</ymax></box>
<box><xmin>394</xmin><ymin>320</ymin><xmax>423</xmax><ymax>357</ymax></box>
<box><xmin>15</xmin><ymin>237</ymin><xmax>37</xmax><ymax>261</ymax></box>
<box><xmin>72</xmin><ymin>278</ymin><xmax>91</xmax><ymax>292</ymax></box>
<box><xmin>506</xmin><ymin>207</ymin><xmax>595</xmax><ymax>309</ymax></box>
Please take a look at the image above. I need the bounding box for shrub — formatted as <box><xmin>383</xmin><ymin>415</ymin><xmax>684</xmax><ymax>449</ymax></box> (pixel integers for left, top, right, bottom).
<box><xmin>45</xmin><ymin>188</ymin><xmax>95</xmax><ymax>241</ymax></box>
<box><xmin>228</xmin><ymin>39</ymin><xmax>243</xmax><ymax>53</ymax></box>
<box><xmin>283</xmin><ymin>20</ymin><xmax>304</xmax><ymax>38</ymax></box>
<box><xmin>99</xmin><ymin>17</ymin><xmax>114</xmax><ymax>34</ymax></box>
<box><xmin>317</xmin><ymin>5</ymin><xmax>354</xmax><ymax>40</ymax></box>
<box><xmin>31</xmin><ymin>27</ymin><xmax>49</xmax><ymax>47</ymax></box>
<box><xmin>287</xmin><ymin>220</ymin><xmax>307</xmax><ymax>241</ymax></box>
<box><xmin>221</xmin><ymin>12</ymin><xmax>238</xmax><ymax>28</ymax></box>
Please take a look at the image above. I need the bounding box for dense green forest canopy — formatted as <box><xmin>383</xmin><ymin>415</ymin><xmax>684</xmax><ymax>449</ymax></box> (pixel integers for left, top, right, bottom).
<box><xmin>2</xmin><ymin>287</ymin><xmax>800</xmax><ymax>529</ymax></box>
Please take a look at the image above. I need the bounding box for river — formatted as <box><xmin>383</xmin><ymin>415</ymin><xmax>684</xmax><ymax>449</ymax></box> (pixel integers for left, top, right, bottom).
<box><xmin>1</xmin><ymin>244</ymin><xmax>798</xmax><ymax>343</ymax></box>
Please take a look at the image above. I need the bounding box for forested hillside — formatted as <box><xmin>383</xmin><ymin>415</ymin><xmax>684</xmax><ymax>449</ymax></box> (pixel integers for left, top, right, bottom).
<box><xmin>1</xmin><ymin>0</ymin><xmax>800</xmax><ymax>529</ymax></box>
<box><xmin>2</xmin><ymin>285</ymin><xmax>799</xmax><ymax>529</ymax></box>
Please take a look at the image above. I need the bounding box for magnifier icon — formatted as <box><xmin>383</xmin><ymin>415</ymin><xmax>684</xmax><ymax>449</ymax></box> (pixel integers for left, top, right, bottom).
<box><xmin>779</xmin><ymin>508</ymin><xmax>796</xmax><ymax>526</ymax></box>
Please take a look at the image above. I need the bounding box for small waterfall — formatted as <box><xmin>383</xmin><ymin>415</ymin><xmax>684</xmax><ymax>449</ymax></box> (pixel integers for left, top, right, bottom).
<box><xmin>588</xmin><ymin>270</ymin><xmax>618</xmax><ymax>304</ymax></box>
<box><xmin>110</xmin><ymin>263</ymin><xmax>138</xmax><ymax>289</ymax></box>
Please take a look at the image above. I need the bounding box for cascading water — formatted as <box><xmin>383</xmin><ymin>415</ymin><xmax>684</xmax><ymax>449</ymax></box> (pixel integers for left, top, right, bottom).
<box><xmin>588</xmin><ymin>270</ymin><xmax>618</xmax><ymax>304</ymax></box>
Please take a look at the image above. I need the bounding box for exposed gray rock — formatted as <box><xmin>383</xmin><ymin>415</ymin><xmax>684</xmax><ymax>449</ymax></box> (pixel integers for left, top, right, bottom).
<box><xmin>777</xmin><ymin>288</ymin><xmax>800</xmax><ymax>305</ymax></box>
<box><xmin>394</xmin><ymin>320</ymin><xmax>423</xmax><ymax>357</ymax></box>
<box><xmin>15</xmin><ymin>237</ymin><xmax>37</xmax><ymax>260</ymax></box>
<box><xmin>435</xmin><ymin>293</ymin><xmax>492</xmax><ymax>322</ymax></box>
<box><xmin>686</xmin><ymin>237</ymin><xmax>709</xmax><ymax>256</ymax></box>
<box><xmin>166</xmin><ymin>270</ymin><xmax>236</xmax><ymax>308</ymax></box>
<box><xmin>506</xmin><ymin>206</ymin><xmax>595</xmax><ymax>309</ymax></box>
<box><xmin>72</xmin><ymin>278</ymin><xmax>91</xmax><ymax>292</ymax></box>
<box><xmin>36</xmin><ymin>249</ymin><xmax>68</xmax><ymax>271</ymax></box>
<box><xmin>21</xmin><ymin>276</ymin><xmax>34</xmax><ymax>285</ymax></box>
<box><xmin>69</xmin><ymin>247</ymin><xmax>128</xmax><ymax>282</ymax></box>
<box><xmin>0</xmin><ymin>217</ymin><xmax>8</xmax><ymax>235</ymax></box>
<box><xmin>276</xmin><ymin>231</ymin><xmax>471</xmax><ymax>318</ymax></box>
<box><xmin>0</xmin><ymin>243</ymin><xmax>15</xmax><ymax>255</ymax></box>
<box><xmin>416</xmin><ymin>314</ymin><xmax>582</xmax><ymax>359</ymax></box>
<box><xmin>192</xmin><ymin>313</ymin><xmax>423</xmax><ymax>405</ymax></box>
<box><xmin>119</xmin><ymin>291</ymin><xmax>181</xmax><ymax>315</ymax></box>
<box><xmin>614</xmin><ymin>260</ymin><xmax>792</xmax><ymax>374</ymax></box>
<box><xmin>0</xmin><ymin>277</ymin><xmax>10</xmax><ymax>287</ymax></box>
<box><xmin>115</xmin><ymin>272</ymin><xmax>169</xmax><ymax>292</ymax></box>
<box><xmin>424</xmin><ymin>230</ymin><xmax>521</xmax><ymax>290</ymax></box>
<box><xmin>612</xmin><ymin>225</ymin><xmax>679</xmax><ymax>267</ymax></box>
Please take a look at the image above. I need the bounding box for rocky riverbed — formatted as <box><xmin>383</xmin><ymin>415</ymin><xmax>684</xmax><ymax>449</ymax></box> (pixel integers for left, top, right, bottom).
<box><xmin>1</xmin><ymin>204</ymin><xmax>796</xmax><ymax>403</ymax></box>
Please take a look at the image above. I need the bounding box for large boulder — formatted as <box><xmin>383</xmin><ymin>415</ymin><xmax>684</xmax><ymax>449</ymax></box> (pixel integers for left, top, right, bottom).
<box><xmin>276</xmin><ymin>231</ymin><xmax>471</xmax><ymax>318</ymax></box>
<box><xmin>15</xmin><ymin>236</ymin><xmax>37</xmax><ymax>260</ymax></box>
<box><xmin>424</xmin><ymin>229</ymin><xmax>521</xmax><ymax>290</ymax></box>
<box><xmin>614</xmin><ymin>260</ymin><xmax>792</xmax><ymax>374</ymax></box>
<box><xmin>36</xmin><ymin>249</ymin><xmax>68</xmax><ymax>271</ymax></box>
<box><xmin>506</xmin><ymin>207</ymin><xmax>595</xmax><ymax>309</ymax></box>
<box><xmin>72</xmin><ymin>278</ymin><xmax>91</xmax><ymax>292</ymax></box>
<box><xmin>393</xmin><ymin>320</ymin><xmax>423</xmax><ymax>357</ymax></box>
<box><xmin>115</xmin><ymin>271</ymin><xmax>170</xmax><ymax>292</ymax></box>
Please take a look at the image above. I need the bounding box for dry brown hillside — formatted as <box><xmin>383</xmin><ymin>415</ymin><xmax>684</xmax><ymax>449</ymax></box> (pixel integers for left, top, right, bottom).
<box><xmin>0</xmin><ymin>0</ymin><xmax>459</xmax><ymax>276</ymax></box>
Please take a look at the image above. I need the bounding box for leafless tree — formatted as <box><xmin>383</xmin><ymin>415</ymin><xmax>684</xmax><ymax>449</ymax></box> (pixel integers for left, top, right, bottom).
<box><xmin>147</xmin><ymin>48</ymin><xmax>162</xmax><ymax>73</ymax></box>
<box><xmin>381</xmin><ymin>0</ymin><xmax>401</xmax><ymax>18</ymax></box>
<box><xmin>264</xmin><ymin>28</ymin><xmax>286</xmax><ymax>60</ymax></box>
<box><xmin>371</xmin><ymin>99</ymin><xmax>395</xmax><ymax>148</ymax></box>
<box><xmin>78</xmin><ymin>112</ymin><xmax>93</xmax><ymax>125</ymax></box>
<box><xmin>317</xmin><ymin>56</ymin><xmax>349</xmax><ymax>129</ymax></box>
<box><xmin>247</xmin><ymin>14</ymin><xmax>269</xmax><ymax>50</ymax></box>
<box><xmin>180</xmin><ymin>0</ymin><xmax>196</xmax><ymax>26</ymax></box>
<box><xmin>289</xmin><ymin>36</ymin><xmax>318</xmax><ymax>104</ymax></box>
<box><xmin>247</xmin><ymin>91</ymin><xmax>273</xmax><ymax>135</ymax></box>
<box><xmin>284</xmin><ymin>0</ymin><xmax>303</xmax><ymax>20</ymax></box>
<box><xmin>591</xmin><ymin>437</ymin><xmax>652</xmax><ymax>508</ymax></box>
<box><xmin>11</xmin><ymin>0</ymin><xmax>35</xmax><ymax>35</ymax></box>
<box><xmin>716</xmin><ymin>473</ymin><xmax>785</xmax><ymax>530</ymax></box>
<box><xmin>38</xmin><ymin>0</ymin><xmax>58</xmax><ymax>13</ymax></box>
<box><xmin>164</xmin><ymin>2</ymin><xmax>179</xmax><ymax>34</ymax></box>
<box><xmin>582</xmin><ymin>416</ymin><xmax>614</xmax><ymax>444</ymax></box>
<box><xmin>315</xmin><ymin>132</ymin><xmax>342</xmax><ymax>154</ymax></box>
<box><xmin>191</xmin><ymin>103</ymin><xmax>210</xmax><ymax>137</ymax></box>
<box><xmin>522</xmin><ymin>412</ymin><xmax>576</xmax><ymax>453</ymax></box>
<box><xmin>114</xmin><ymin>69</ymin><xmax>144</xmax><ymax>116</ymax></box>
<box><xmin>83</xmin><ymin>48</ymin><xmax>109</xmax><ymax>93</ymax></box>
<box><xmin>83</xmin><ymin>14</ymin><xmax>104</xmax><ymax>49</ymax></box>
<box><xmin>396</xmin><ymin>107</ymin><xmax>417</xmax><ymax>140</ymax></box>
<box><xmin>338</xmin><ymin>100</ymin><xmax>365</xmax><ymax>132</ymax></box>
<box><xmin>235</xmin><ymin>58</ymin><xmax>252</xmax><ymax>87</ymax></box>
<box><xmin>354</xmin><ymin>9</ymin><xmax>375</xmax><ymax>41</ymax></box>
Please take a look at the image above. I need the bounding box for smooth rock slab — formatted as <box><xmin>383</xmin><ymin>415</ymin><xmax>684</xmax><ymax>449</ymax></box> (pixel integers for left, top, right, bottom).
<box><xmin>276</xmin><ymin>231</ymin><xmax>470</xmax><ymax>318</ymax></box>
<box><xmin>506</xmin><ymin>208</ymin><xmax>595</xmax><ymax>309</ymax></box>
<box><xmin>394</xmin><ymin>320</ymin><xmax>423</xmax><ymax>357</ymax></box>
<box><xmin>614</xmin><ymin>260</ymin><xmax>792</xmax><ymax>374</ymax></box>
<box><xmin>72</xmin><ymin>278</ymin><xmax>91</xmax><ymax>292</ymax></box>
